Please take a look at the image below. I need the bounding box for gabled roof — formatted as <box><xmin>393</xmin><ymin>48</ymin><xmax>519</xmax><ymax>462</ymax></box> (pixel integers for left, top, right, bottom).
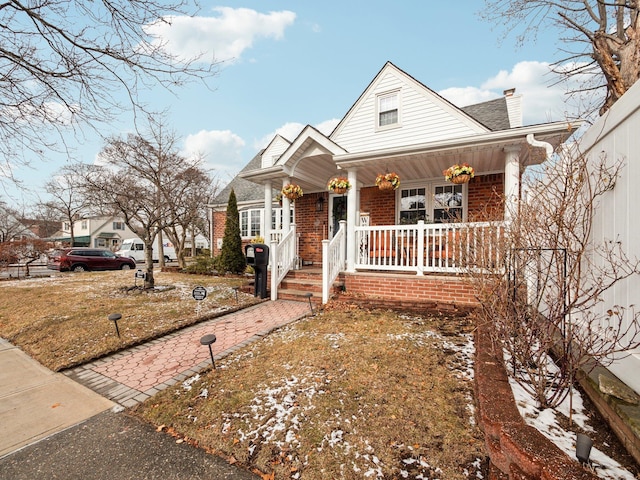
<box><xmin>330</xmin><ymin>61</ymin><xmax>491</xmax><ymax>145</ymax></box>
<box><xmin>275</xmin><ymin>124</ymin><xmax>346</xmax><ymax>169</ymax></box>
<box><xmin>262</xmin><ymin>134</ymin><xmax>292</xmax><ymax>168</ymax></box>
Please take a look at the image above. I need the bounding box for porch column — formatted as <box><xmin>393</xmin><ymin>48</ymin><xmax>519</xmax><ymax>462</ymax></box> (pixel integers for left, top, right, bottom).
<box><xmin>263</xmin><ymin>180</ymin><xmax>272</xmax><ymax>243</ymax></box>
<box><xmin>346</xmin><ymin>168</ymin><xmax>358</xmax><ymax>272</ymax></box>
<box><xmin>504</xmin><ymin>147</ymin><xmax>520</xmax><ymax>221</ymax></box>
<box><xmin>282</xmin><ymin>178</ymin><xmax>291</xmax><ymax>233</ymax></box>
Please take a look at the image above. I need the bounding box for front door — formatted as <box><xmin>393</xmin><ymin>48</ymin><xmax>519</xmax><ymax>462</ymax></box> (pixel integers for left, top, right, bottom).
<box><xmin>329</xmin><ymin>194</ymin><xmax>347</xmax><ymax>239</ymax></box>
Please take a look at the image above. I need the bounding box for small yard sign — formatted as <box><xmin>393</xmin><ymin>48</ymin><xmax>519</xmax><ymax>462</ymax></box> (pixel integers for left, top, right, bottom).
<box><xmin>192</xmin><ymin>286</ymin><xmax>207</xmax><ymax>301</ymax></box>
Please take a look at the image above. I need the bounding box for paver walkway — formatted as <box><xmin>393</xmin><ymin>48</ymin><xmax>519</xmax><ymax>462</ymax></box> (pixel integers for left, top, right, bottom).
<box><xmin>65</xmin><ymin>300</ymin><xmax>311</xmax><ymax>407</ymax></box>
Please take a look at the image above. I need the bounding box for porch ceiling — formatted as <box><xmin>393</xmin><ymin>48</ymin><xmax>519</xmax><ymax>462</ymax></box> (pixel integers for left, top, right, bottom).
<box><xmin>288</xmin><ymin>153</ymin><xmax>337</xmax><ymax>192</ymax></box>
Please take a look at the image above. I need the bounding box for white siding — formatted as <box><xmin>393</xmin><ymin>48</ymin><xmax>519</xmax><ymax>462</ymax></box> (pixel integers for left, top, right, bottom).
<box><xmin>331</xmin><ymin>66</ymin><xmax>486</xmax><ymax>154</ymax></box>
<box><xmin>579</xmin><ymin>80</ymin><xmax>640</xmax><ymax>394</ymax></box>
<box><xmin>262</xmin><ymin>135</ymin><xmax>291</xmax><ymax>168</ymax></box>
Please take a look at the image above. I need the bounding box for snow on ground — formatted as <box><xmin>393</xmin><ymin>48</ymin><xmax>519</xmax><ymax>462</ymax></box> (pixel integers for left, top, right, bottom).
<box><xmin>184</xmin><ymin>324</ymin><xmax>485</xmax><ymax>479</ymax></box>
<box><xmin>509</xmin><ymin>365</ymin><xmax>636</xmax><ymax>479</ymax></box>
<box><xmin>177</xmin><ymin>312</ymin><xmax>636</xmax><ymax>479</ymax></box>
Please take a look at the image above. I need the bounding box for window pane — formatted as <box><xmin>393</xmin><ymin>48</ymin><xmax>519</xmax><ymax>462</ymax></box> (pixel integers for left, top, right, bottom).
<box><xmin>399</xmin><ymin>188</ymin><xmax>426</xmax><ymax>223</ymax></box>
<box><xmin>250</xmin><ymin>210</ymin><xmax>261</xmax><ymax>237</ymax></box>
<box><xmin>434</xmin><ymin>185</ymin><xmax>463</xmax><ymax>222</ymax></box>
<box><xmin>379</xmin><ymin>94</ymin><xmax>397</xmax><ymax>111</ymax></box>
<box><xmin>240</xmin><ymin>211</ymin><xmax>248</xmax><ymax>237</ymax></box>
<box><xmin>379</xmin><ymin>110</ymin><xmax>398</xmax><ymax>126</ymax></box>
<box><xmin>378</xmin><ymin>93</ymin><xmax>399</xmax><ymax>127</ymax></box>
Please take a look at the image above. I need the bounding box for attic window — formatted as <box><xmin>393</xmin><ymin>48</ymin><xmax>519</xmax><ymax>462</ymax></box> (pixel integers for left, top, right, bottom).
<box><xmin>377</xmin><ymin>91</ymin><xmax>400</xmax><ymax>128</ymax></box>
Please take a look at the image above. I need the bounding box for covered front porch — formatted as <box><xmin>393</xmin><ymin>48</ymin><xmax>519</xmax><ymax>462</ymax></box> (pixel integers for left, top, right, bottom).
<box><xmin>241</xmin><ymin>123</ymin><xmax>574</xmax><ymax>304</ymax></box>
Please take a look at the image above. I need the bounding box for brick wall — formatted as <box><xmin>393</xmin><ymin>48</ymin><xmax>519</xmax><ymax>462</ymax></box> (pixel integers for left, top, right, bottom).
<box><xmin>211</xmin><ymin>210</ymin><xmax>226</xmax><ymax>256</ymax></box>
<box><xmin>468</xmin><ymin>174</ymin><xmax>505</xmax><ymax>221</ymax></box>
<box><xmin>360</xmin><ymin>186</ymin><xmax>396</xmax><ymax>225</ymax></box>
<box><xmin>343</xmin><ymin>273</ymin><xmax>479</xmax><ymax>306</ymax></box>
<box><xmin>211</xmin><ymin>210</ymin><xmax>253</xmax><ymax>257</ymax></box>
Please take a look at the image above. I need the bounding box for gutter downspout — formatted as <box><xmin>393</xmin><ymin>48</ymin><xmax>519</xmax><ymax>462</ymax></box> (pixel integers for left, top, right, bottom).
<box><xmin>526</xmin><ymin>133</ymin><xmax>553</xmax><ymax>160</ymax></box>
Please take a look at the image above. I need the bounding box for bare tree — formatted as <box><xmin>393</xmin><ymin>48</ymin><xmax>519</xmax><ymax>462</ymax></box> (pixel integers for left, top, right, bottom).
<box><xmin>163</xmin><ymin>165</ymin><xmax>218</xmax><ymax>268</ymax></box>
<box><xmin>468</xmin><ymin>148</ymin><xmax>640</xmax><ymax>409</ymax></box>
<box><xmin>0</xmin><ymin>0</ymin><xmax>217</xmax><ymax>182</ymax></box>
<box><xmin>83</xmin><ymin>116</ymin><xmax>207</xmax><ymax>287</ymax></box>
<box><xmin>0</xmin><ymin>201</ymin><xmax>31</xmax><ymax>242</ymax></box>
<box><xmin>482</xmin><ymin>1</ymin><xmax>640</xmax><ymax>116</ymax></box>
<box><xmin>41</xmin><ymin>165</ymin><xmax>92</xmax><ymax>246</ymax></box>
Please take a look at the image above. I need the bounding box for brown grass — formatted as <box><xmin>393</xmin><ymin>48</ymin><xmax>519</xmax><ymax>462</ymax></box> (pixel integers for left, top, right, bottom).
<box><xmin>0</xmin><ymin>270</ymin><xmax>258</xmax><ymax>370</ymax></box>
<box><xmin>133</xmin><ymin>304</ymin><xmax>487</xmax><ymax>479</ymax></box>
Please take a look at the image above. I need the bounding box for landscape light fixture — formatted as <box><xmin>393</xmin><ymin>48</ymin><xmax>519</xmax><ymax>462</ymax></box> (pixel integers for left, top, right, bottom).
<box><xmin>576</xmin><ymin>433</ymin><xmax>593</xmax><ymax>464</ymax></box>
<box><xmin>108</xmin><ymin>313</ymin><xmax>122</xmax><ymax>338</ymax></box>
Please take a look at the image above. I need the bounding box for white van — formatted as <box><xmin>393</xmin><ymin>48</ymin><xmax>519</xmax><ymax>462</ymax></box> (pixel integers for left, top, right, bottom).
<box><xmin>116</xmin><ymin>237</ymin><xmax>176</xmax><ymax>263</ymax></box>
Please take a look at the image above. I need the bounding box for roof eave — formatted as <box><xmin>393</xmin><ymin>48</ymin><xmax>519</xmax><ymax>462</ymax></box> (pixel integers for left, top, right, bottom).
<box><xmin>334</xmin><ymin>121</ymin><xmax>583</xmax><ymax>167</ymax></box>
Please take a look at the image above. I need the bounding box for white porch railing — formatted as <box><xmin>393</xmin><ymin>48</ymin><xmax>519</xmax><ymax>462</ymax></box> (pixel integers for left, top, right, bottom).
<box><xmin>270</xmin><ymin>224</ymin><xmax>297</xmax><ymax>301</ymax></box>
<box><xmin>355</xmin><ymin>220</ymin><xmax>506</xmax><ymax>275</ymax></box>
<box><xmin>270</xmin><ymin>230</ymin><xmax>283</xmax><ymax>244</ymax></box>
<box><xmin>322</xmin><ymin>220</ymin><xmax>346</xmax><ymax>304</ymax></box>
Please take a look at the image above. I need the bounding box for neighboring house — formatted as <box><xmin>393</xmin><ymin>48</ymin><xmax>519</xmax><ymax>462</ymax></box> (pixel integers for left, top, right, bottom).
<box><xmin>210</xmin><ymin>62</ymin><xmax>580</xmax><ymax>304</ymax></box>
<box><xmin>574</xmin><ymin>79</ymin><xmax>640</xmax><ymax>395</ymax></box>
<box><xmin>50</xmin><ymin>215</ymin><xmax>138</xmax><ymax>249</ymax></box>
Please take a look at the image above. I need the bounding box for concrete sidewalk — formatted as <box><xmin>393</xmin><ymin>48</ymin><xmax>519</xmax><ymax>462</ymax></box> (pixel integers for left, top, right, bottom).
<box><xmin>0</xmin><ymin>299</ymin><xmax>311</xmax><ymax>462</ymax></box>
<box><xmin>0</xmin><ymin>338</ymin><xmax>114</xmax><ymax>457</ymax></box>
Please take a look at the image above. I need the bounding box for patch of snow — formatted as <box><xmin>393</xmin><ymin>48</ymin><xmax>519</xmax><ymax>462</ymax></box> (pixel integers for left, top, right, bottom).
<box><xmin>509</xmin><ymin>365</ymin><xmax>635</xmax><ymax>479</ymax></box>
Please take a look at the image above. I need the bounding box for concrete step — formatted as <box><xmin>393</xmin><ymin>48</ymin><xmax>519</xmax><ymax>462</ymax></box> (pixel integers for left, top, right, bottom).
<box><xmin>280</xmin><ymin>277</ymin><xmax>323</xmax><ymax>292</ymax></box>
<box><xmin>277</xmin><ymin>288</ymin><xmax>326</xmax><ymax>306</ymax></box>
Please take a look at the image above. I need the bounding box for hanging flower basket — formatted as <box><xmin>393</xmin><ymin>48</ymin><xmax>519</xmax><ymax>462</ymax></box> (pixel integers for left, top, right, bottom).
<box><xmin>281</xmin><ymin>183</ymin><xmax>303</xmax><ymax>201</ymax></box>
<box><xmin>327</xmin><ymin>176</ymin><xmax>351</xmax><ymax>194</ymax></box>
<box><xmin>443</xmin><ymin>163</ymin><xmax>475</xmax><ymax>184</ymax></box>
<box><xmin>375</xmin><ymin>172</ymin><xmax>400</xmax><ymax>191</ymax></box>
<box><xmin>451</xmin><ymin>174</ymin><xmax>471</xmax><ymax>184</ymax></box>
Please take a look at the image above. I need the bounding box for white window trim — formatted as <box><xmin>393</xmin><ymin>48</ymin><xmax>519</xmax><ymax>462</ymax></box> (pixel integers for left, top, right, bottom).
<box><xmin>376</xmin><ymin>89</ymin><xmax>402</xmax><ymax>131</ymax></box>
<box><xmin>396</xmin><ymin>180</ymin><xmax>468</xmax><ymax>223</ymax></box>
<box><xmin>239</xmin><ymin>208</ymin><xmax>264</xmax><ymax>239</ymax></box>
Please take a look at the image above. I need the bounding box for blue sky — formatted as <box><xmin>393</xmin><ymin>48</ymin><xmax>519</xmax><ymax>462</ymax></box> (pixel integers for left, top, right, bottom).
<box><xmin>7</xmin><ymin>2</ymin><xmax>577</xmax><ymax>205</ymax></box>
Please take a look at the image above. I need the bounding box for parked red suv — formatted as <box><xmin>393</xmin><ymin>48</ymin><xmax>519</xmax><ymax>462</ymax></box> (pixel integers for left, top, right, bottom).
<box><xmin>47</xmin><ymin>248</ymin><xmax>136</xmax><ymax>272</ymax></box>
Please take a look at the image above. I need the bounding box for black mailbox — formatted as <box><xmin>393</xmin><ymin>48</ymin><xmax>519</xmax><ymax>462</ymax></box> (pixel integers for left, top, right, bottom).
<box><xmin>245</xmin><ymin>243</ymin><xmax>269</xmax><ymax>298</ymax></box>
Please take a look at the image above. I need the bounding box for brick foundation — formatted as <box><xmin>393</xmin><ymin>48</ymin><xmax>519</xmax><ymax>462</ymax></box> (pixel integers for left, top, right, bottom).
<box><xmin>342</xmin><ymin>272</ymin><xmax>479</xmax><ymax>306</ymax></box>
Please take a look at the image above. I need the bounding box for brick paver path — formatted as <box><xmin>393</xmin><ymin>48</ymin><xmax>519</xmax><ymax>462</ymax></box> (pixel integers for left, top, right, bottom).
<box><xmin>65</xmin><ymin>300</ymin><xmax>311</xmax><ymax>407</ymax></box>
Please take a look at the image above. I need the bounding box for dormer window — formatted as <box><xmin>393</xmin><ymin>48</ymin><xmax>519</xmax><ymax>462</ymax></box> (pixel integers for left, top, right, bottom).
<box><xmin>377</xmin><ymin>90</ymin><xmax>400</xmax><ymax>129</ymax></box>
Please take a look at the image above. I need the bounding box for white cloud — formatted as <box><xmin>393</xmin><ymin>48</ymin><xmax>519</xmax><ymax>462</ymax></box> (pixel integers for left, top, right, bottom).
<box><xmin>439</xmin><ymin>61</ymin><xmax>578</xmax><ymax>125</ymax></box>
<box><xmin>145</xmin><ymin>7</ymin><xmax>296</xmax><ymax>63</ymax></box>
<box><xmin>183</xmin><ymin>129</ymin><xmax>245</xmax><ymax>175</ymax></box>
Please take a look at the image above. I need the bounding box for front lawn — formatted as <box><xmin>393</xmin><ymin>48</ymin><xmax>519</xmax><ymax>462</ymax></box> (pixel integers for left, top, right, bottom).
<box><xmin>0</xmin><ymin>270</ymin><xmax>257</xmax><ymax>371</ymax></box>
<box><xmin>133</xmin><ymin>305</ymin><xmax>487</xmax><ymax>479</ymax></box>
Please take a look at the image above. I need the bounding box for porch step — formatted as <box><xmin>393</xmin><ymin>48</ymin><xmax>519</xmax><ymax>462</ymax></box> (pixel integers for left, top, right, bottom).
<box><xmin>276</xmin><ymin>267</ymin><xmax>343</xmax><ymax>304</ymax></box>
<box><xmin>278</xmin><ymin>288</ymin><xmax>324</xmax><ymax>305</ymax></box>
<box><xmin>280</xmin><ymin>276</ymin><xmax>323</xmax><ymax>292</ymax></box>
